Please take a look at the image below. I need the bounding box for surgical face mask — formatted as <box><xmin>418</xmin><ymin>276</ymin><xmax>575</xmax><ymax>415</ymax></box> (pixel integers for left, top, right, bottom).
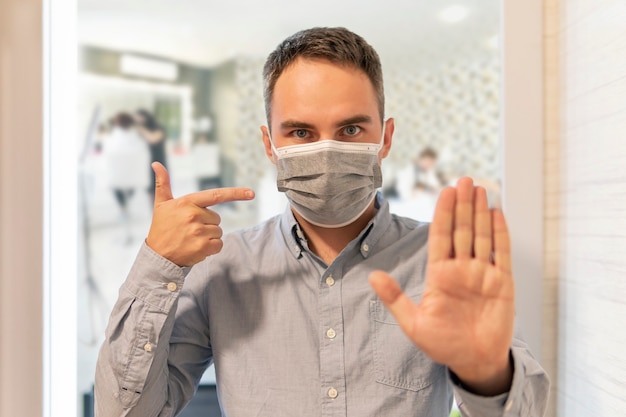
<box><xmin>270</xmin><ymin>128</ymin><xmax>384</xmax><ymax>228</ymax></box>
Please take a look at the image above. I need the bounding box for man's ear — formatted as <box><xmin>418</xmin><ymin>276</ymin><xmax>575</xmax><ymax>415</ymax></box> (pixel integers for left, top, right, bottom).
<box><xmin>260</xmin><ymin>125</ymin><xmax>276</xmax><ymax>164</ymax></box>
<box><xmin>379</xmin><ymin>118</ymin><xmax>394</xmax><ymax>160</ymax></box>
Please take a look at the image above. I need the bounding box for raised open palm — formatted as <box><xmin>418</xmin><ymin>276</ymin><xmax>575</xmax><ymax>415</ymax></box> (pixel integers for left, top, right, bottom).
<box><xmin>370</xmin><ymin>177</ymin><xmax>514</xmax><ymax>394</ymax></box>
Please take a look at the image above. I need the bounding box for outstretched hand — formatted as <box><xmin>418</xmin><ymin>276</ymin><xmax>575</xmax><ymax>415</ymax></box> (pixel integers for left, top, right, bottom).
<box><xmin>146</xmin><ymin>162</ymin><xmax>255</xmax><ymax>267</ymax></box>
<box><xmin>369</xmin><ymin>177</ymin><xmax>514</xmax><ymax>395</ymax></box>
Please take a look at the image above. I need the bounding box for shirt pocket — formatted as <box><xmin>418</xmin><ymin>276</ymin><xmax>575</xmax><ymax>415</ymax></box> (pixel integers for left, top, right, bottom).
<box><xmin>370</xmin><ymin>297</ymin><xmax>446</xmax><ymax>392</ymax></box>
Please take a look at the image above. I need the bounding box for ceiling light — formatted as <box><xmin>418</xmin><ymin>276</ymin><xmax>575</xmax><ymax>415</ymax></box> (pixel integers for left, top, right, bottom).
<box><xmin>120</xmin><ymin>54</ymin><xmax>178</xmax><ymax>81</ymax></box>
<box><xmin>439</xmin><ymin>5</ymin><xmax>469</xmax><ymax>24</ymax></box>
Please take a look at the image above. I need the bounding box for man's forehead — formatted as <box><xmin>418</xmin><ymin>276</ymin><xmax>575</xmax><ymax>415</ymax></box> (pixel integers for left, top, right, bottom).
<box><xmin>270</xmin><ymin>58</ymin><xmax>379</xmax><ymax>124</ymax></box>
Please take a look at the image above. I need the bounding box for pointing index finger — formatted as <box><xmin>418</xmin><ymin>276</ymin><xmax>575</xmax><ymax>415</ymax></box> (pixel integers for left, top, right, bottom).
<box><xmin>186</xmin><ymin>187</ymin><xmax>255</xmax><ymax>207</ymax></box>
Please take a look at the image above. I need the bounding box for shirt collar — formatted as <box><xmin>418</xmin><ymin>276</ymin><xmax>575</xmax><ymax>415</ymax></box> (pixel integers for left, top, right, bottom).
<box><xmin>279</xmin><ymin>203</ymin><xmax>305</xmax><ymax>259</ymax></box>
<box><xmin>279</xmin><ymin>191</ymin><xmax>393</xmax><ymax>260</ymax></box>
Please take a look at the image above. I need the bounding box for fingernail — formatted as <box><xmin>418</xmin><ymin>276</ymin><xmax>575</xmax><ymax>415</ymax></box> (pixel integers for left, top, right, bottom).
<box><xmin>245</xmin><ymin>190</ymin><xmax>254</xmax><ymax>199</ymax></box>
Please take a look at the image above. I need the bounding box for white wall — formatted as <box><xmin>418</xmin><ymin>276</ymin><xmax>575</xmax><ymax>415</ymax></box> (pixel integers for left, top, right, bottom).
<box><xmin>547</xmin><ymin>0</ymin><xmax>626</xmax><ymax>415</ymax></box>
<box><xmin>0</xmin><ymin>0</ymin><xmax>43</xmax><ymax>416</ymax></box>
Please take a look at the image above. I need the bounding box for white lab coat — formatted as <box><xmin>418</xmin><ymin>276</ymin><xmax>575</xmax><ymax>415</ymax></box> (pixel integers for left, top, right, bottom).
<box><xmin>102</xmin><ymin>127</ymin><xmax>151</xmax><ymax>189</ymax></box>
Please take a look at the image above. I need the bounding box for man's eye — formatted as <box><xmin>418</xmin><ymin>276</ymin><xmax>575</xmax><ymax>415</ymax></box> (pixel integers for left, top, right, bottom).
<box><xmin>344</xmin><ymin>126</ymin><xmax>361</xmax><ymax>136</ymax></box>
<box><xmin>294</xmin><ymin>129</ymin><xmax>308</xmax><ymax>138</ymax></box>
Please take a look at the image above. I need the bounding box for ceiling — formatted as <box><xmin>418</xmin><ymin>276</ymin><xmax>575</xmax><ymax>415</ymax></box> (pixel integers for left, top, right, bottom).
<box><xmin>78</xmin><ymin>0</ymin><xmax>500</xmax><ymax>69</ymax></box>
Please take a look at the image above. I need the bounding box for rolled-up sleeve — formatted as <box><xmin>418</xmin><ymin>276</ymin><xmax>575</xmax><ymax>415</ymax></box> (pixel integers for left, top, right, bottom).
<box><xmin>94</xmin><ymin>243</ymin><xmax>207</xmax><ymax>417</ymax></box>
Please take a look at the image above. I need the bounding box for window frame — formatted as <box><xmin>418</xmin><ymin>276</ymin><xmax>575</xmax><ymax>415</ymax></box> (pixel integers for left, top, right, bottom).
<box><xmin>43</xmin><ymin>0</ymin><xmax>79</xmax><ymax>416</ymax></box>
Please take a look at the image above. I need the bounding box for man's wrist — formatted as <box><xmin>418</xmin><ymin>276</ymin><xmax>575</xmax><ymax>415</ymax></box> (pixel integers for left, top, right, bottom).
<box><xmin>451</xmin><ymin>350</ymin><xmax>514</xmax><ymax>396</ymax></box>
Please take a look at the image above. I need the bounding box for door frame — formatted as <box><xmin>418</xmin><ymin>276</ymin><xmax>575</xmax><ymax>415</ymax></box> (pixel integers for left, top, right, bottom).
<box><xmin>28</xmin><ymin>1</ymin><xmax>547</xmax><ymax>415</ymax></box>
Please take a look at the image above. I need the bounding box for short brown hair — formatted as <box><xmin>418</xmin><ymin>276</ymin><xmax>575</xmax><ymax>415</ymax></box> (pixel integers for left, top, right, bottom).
<box><xmin>263</xmin><ymin>27</ymin><xmax>384</xmax><ymax>126</ymax></box>
<box><xmin>419</xmin><ymin>147</ymin><xmax>438</xmax><ymax>160</ymax></box>
<box><xmin>112</xmin><ymin>112</ymin><xmax>135</xmax><ymax>129</ymax></box>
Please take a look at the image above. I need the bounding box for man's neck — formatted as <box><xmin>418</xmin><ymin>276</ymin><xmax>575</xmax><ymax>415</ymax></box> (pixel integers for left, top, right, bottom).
<box><xmin>292</xmin><ymin>200</ymin><xmax>377</xmax><ymax>265</ymax></box>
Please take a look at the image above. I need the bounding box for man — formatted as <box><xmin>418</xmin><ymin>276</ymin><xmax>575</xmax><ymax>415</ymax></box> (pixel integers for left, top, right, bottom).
<box><xmin>95</xmin><ymin>27</ymin><xmax>549</xmax><ymax>416</ymax></box>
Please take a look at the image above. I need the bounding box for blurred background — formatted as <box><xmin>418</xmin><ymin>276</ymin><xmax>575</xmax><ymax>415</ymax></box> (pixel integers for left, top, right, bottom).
<box><xmin>76</xmin><ymin>0</ymin><xmax>501</xmax><ymax>415</ymax></box>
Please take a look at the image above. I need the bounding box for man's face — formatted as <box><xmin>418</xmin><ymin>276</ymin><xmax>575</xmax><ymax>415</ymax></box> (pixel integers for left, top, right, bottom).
<box><xmin>262</xmin><ymin>58</ymin><xmax>393</xmax><ymax>160</ymax></box>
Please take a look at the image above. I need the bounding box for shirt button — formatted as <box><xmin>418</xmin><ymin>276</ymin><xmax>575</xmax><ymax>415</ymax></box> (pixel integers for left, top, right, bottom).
<box><xmin>504</xmin><ymin>399</ymin><xmax>513</xmax><ymax>411</ymax></box>
<box><xmin>326</xmin><ymin>328</ymin><xmax>336</xmax><ymax>339</ymax></box>
<box><xmin>166</xmin><ymin>282</ymin><xmax>177</xmax><ymax>292</ymax></box>
<box><xmin>327</xmin><ymin>387</ymin><xmax>338</xmax><ymax>399</ymax></box>
<box><xmin>362</xmin><ymin>243</ymin><xmax>369</xmax><ymax>252</ymax></box>
<box><xmin>144</xmin><ymin>342</ymin><xmax>153</xmax><ymax>352</ymax></box>
<box><xmin>326</xmin><ymin>276</ymin><xmax>335</xmax><ymax>286</ymax></box>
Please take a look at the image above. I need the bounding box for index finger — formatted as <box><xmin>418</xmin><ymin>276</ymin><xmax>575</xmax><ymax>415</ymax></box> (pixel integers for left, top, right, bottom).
<box><xmin>185</xmin><ymin>187</ymin><xmax>255</xmax><ymax>207</ymax></box>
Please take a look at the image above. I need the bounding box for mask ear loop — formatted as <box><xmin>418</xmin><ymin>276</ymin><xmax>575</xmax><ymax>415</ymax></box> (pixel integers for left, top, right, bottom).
<box><xmin>268</xmin><ymin>131</ymin><xmax>280</xmax><ymax>162</ymax></box>
<box><xmin>377</xmin><ymin>119</ymin><xmax>387</xmax><ymax>151</ymax></box>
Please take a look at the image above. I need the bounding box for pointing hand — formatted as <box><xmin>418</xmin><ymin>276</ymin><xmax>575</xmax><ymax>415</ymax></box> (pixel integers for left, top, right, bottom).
<box><xmin>146</xmin><ymin>162</ymin><xmax>255</xmax><ymax>267</ymax></box>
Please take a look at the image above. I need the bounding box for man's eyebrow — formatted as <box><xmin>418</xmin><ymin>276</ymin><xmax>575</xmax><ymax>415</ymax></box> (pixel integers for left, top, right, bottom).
<box><xmin>279</xmin><ymin>120</ymin><xmax>315</xmax><ymax>130</ymax></box>
<box><xmin>335</xmin><ymin>115</ymin><xmax>373</xmax><ymax>127</ymax></box>
<box><xmin>279</xmin><ymin>115</ymin><xmax>373</xmax><ymax>130</ymax></box>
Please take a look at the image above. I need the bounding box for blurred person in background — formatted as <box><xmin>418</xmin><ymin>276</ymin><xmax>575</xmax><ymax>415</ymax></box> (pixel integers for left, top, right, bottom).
<box><xmin>101</xmin><ymin>112</ymin><xmax>151</xmax><ymax>244</ymax></box>
<box><xmin>93</xmin><ymin>121</ymin><xmax>111</xmax><ymax>153</ymax></box>
<box><xmin>135</xmin><ymin>109</ymin><xmax>168</xmax><ymax>203</ymax></box>
<box><xmin>414</xmin><ymin>147</ymin><xmax>445</xmax><ymax>194</ymax></box>
<box><xmin>390</xmin><ymin>147</ymin><xmax>446</xmax><ymax>222</ymax></box>
<box><xmin>396</xmin><ymin>146</ymin><xmax>446</xmax><ymax>201</ymax></box>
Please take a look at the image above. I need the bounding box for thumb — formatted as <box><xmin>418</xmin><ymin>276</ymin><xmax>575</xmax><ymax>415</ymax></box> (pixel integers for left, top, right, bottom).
<box><xmin>369</xmin><ymin>270</ymin><xmax>419</xmax><ymax>338</ymax></box>
<box><xmin>152</xmin><ymin>162</ymin><xmax>173</xmax><ymax>204</ymax></box>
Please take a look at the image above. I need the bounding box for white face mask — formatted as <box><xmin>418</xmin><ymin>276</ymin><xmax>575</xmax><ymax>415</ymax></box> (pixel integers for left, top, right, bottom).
<box><xmin>270</xmin><ymin>127</ymin><xmax>385</xmax><ymax>228</ymax></box>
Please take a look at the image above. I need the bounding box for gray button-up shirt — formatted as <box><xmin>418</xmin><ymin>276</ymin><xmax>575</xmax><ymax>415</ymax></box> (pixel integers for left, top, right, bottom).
<box><xmin>95</xmin><ymin>195</ymin><xmax>549</xmax><ymax>416</ymax></box>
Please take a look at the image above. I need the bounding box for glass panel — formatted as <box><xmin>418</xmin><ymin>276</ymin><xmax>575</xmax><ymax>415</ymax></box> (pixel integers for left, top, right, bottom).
<box><xmin>77</xmin><ymin>1</ymin><xmax>500</xmax><ymax>415</ymax></box>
